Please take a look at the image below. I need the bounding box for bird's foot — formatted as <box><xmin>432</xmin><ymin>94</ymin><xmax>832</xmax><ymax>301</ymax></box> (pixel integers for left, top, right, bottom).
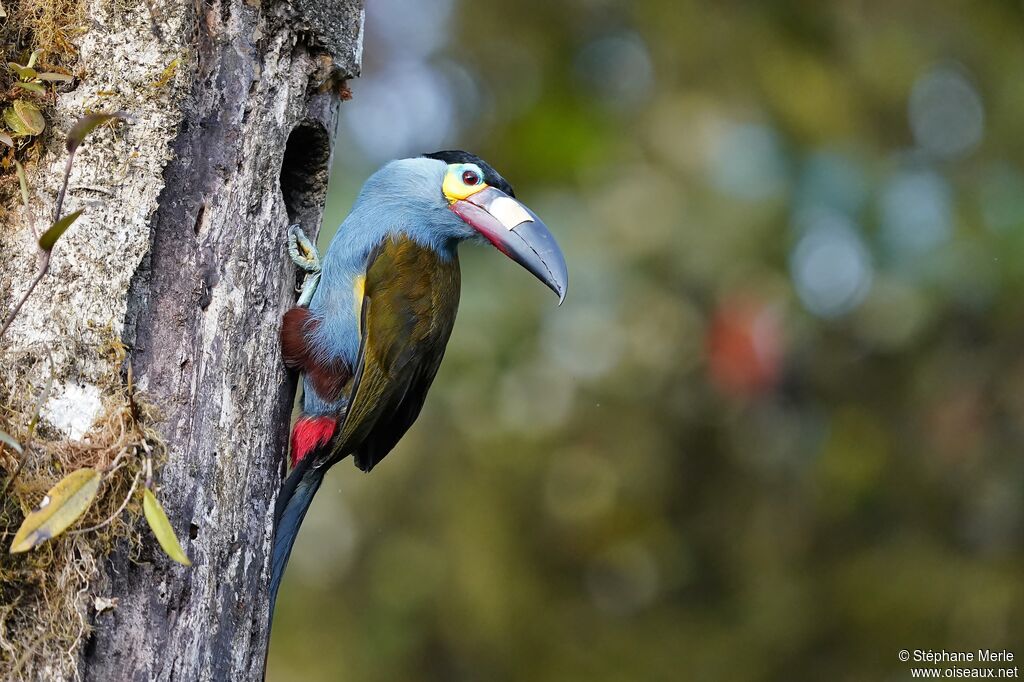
<box><xmin>288</xmin><ymin>224</ymin><xmax>321</xmax><ymax>272</ymax></box>
<box><xmin>288</xmin><ymin>224</ymin><xmax>321</xmax><ymax>306</ymax></box>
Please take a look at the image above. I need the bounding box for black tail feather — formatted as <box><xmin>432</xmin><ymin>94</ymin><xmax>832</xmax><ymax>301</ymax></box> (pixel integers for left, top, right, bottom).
<box><xmin>269</xmin><ymin>462</ymin><xmax>326</xmax><ymax>613</ymax></box>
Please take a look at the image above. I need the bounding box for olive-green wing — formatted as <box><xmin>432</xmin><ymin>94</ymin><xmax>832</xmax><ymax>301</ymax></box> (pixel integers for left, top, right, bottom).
<box><xmin>329</xmin><ymin>235</ymin><xmax>461</xmax><ymax>472</ymax></box>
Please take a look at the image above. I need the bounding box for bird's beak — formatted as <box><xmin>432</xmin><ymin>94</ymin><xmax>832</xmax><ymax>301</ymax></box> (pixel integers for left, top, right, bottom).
<box><xmin>451</xmin><ymin>186</ymin><xmax>568</xmax><ymax>303</ymax></box>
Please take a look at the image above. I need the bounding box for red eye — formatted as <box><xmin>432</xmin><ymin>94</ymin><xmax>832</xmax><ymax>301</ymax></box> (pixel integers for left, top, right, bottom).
<box><xmin>462</xmin><ymin>170</ymin><xmax>480</xmax><ymax>186</ymax></box>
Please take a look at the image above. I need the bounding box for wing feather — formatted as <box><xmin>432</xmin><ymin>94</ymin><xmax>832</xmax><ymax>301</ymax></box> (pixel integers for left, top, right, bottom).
<box><xmin>325</xmin><ymin>236</ymin><xmax>460</xmax><ymax>471</ymax></box>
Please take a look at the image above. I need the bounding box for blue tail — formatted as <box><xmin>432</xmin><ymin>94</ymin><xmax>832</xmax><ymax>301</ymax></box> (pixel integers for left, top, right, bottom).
<box><xmin>269</xmin><ymin>463</ymin><xmax>326</xmax><ymax>613</ymax></box>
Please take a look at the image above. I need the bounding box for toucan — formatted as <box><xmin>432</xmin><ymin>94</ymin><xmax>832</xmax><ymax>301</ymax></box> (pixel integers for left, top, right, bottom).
<box><xmin>270</xmin><ymin>151</ymin><xmax>568</xmax><ymax>610</ymax></box>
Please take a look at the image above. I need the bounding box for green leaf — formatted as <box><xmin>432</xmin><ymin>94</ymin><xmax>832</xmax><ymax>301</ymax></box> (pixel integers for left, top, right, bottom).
<box><xmin>66</xmin><ymin>112</ymin><xmax>126</xmax><ymax>154</ymax></box>
<box><xmin>38</xmin><ymin>209</ymin><xmax>83</xmax><ymax>252</ymax></box>
<box><xmin>4</xmin><ymin>100</ymin><xmax>45</xmax><ymax>136</ymax></box>
<box><xmin>36</xmin><ymin>72</ymin><xmax>73</xmax><ymax>82</ymax></box>
<box><xmin>14</xmin><ymin>160</ymin><xmax>28</xmax><ymax>208</ymax></box>
<box><xmin>4</xmin><ymin>107</ymin><xmax>30</xmax><ymax>136</ymax></box>
<box><xmin>7</xmin><ymin>62</ymin><xmax>37</xmax><ymax>80</ymax></box>
<box><xmin>14</xmin><ymin>100</ymin><xmax>44</xmax><ymax>134</ymax></box>
<box><xmin>142</xmin><ymin>489</ymin><xmax>192</xmax><ymax>566</ymax></box>
<box><xmin>15</xmin><ymin>81</ymin><xmax>46</xmax><ymax>94</ymax></box>
<box><xmin>10</xmin><ymin>468</ymin><xmax>102</xmax><ymax>552</ymax></box>
<box><xmin>26</xmin><ymin>50</ymin><xmax>40</xmax><ymax>70</ymax></box>
<box><xmin>0</xmin><ymin>130</ymin><xmax>12</xmax><ymax>147</ymax></box>
<box><xmin>0</xmin><ymin>430</ymin><xmax>23</xmax><ymax>455</ymax></box>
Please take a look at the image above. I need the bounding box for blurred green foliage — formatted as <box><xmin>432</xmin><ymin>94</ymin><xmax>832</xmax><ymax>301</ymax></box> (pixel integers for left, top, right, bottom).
<box><xmin>268</xmin><ymin>1</ymin><xmax>1024</xmax><ymax>680</ymax></box>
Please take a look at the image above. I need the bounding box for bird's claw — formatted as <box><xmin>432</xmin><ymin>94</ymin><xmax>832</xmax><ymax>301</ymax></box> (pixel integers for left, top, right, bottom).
<box><xmin>288</xmin><ymin>224</ymin><xmax>322</xmax><ymax>306</ymax></box>
<box><xmin>288</xmin><ymin>224</ymin><xmax>321</xmax><ymax>273</ymax></box>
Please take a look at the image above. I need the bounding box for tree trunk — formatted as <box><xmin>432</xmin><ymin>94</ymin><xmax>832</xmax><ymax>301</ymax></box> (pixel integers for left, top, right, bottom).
<box><xmin>0</xmin><ymin>1</ymin><xmax>363</xmax><ymax>679</ymax></box>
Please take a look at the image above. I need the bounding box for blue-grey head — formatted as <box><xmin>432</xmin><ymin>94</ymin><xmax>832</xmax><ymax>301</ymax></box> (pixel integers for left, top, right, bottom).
<box><xmin>343</xmin><ymin>150</ymin><xmax>568</xmax><ymax>303</ymax></box>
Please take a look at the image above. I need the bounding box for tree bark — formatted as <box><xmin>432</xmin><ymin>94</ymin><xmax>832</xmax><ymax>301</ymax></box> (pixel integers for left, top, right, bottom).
<box><xmin>0</xmin><ymin>0</ymin><xmax>363</xmax><ymax>679</ymax></box>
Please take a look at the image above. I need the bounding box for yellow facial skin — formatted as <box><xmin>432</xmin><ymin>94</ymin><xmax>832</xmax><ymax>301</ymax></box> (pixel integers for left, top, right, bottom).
<box><xmin>442</xmin><ymin>163</ymin><xmax>489</xmax><ymax>203</ymax></box>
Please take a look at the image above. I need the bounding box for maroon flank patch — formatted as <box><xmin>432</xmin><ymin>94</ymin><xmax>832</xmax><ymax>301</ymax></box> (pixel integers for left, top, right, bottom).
<box><xmin>281</xmin><ymin>307</ymin><xmax>315</xmax><ymax>369</ymax></box>
<box><xmin>290</xmin><ymin>416</ymin><xmax>337</xmax><ymax>468</ymax></box>
<box><xmin>280</xmin><ymin>307</ymin><xmax>352</xmax><ymax>402</ymax></box>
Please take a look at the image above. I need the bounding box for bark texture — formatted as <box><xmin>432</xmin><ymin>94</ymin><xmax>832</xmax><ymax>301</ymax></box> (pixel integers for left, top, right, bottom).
<box><xmin>0</xmin><ymin>0</ymin><xmax>363</xmax><ymax>679</ymax></box>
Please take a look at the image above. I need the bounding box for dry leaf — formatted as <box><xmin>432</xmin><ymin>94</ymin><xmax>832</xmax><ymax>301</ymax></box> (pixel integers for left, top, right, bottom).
<box><xmin>0</xmin><ymin>430</ymin><xmax>22</xmax><ymax>454</ymax></box>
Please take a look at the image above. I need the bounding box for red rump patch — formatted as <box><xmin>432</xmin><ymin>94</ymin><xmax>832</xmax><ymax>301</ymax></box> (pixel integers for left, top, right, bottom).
<box><xmin>290</xmin><ymin>416</ymin><xmax>337</xmax><ymax>468</ymax></box>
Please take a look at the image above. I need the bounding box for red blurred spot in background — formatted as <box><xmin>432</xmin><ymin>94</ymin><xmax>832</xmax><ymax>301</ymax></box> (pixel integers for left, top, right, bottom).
<box><xmin>706</xmin><ymin>297</ymin><xmax>783</xmax><ymax>397</ymax></box>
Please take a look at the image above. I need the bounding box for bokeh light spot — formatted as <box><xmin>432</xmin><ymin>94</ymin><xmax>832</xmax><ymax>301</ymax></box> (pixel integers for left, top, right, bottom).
<box><xmin>879</xmin><ymin>169</ymin><xmax>952</xmax><ymax>258</ymax></box>
<box><xmin>574</xmin><ymin>31</ymin><xmax>655</xmax><ymax>113</ymax></box>
<box><xmin>586</xmin><ymin>542</ymin><xmax>660</xmax><ymax>616</ymax></box>
<box><xmin>795</xmin><ymin>150</ymin><xmax>868</xmax><ymax>217</ymax></box>
<box><xmin>790</xmin><ymin>214</ymin><xmax>872</xmax><ymax>318</ymax></box>
<box><xmin>909</xmin><ymin>64</ymin><xmax>984</xmax><ymax>159</ymax></box>
<box><xmin>707</xmin><ymin>297</ymin><xmax>783</xmax><ymax>397</ymax></box>
<box><xmin>343</xmin><ymin>62</ymin><xmax>456</xmax><ymax>163</ymax></box>
<box><xmin>709</xmin><ymin>123</ymin><xmax>789</xmax><ymax>201</ymax></box>
<box><xmin>366</xmin><ymin>0</ymin><xmax>454</xmax><ymax>59</ymax></box>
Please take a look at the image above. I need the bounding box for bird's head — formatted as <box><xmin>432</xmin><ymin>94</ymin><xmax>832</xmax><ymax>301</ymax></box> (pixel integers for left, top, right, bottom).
<box><xmin>357</xmin><ymin>151</ymin><xmax>568</xmax><ymax>303</ymax></box>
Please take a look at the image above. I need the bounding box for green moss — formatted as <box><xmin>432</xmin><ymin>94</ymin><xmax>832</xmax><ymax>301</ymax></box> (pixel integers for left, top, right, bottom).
<box><xmin>0</xmin><ymin>335</ymin><xmax>165</xmax><ymax>680</ymax></box>
<box><xmin>0</xmin><ymin>0</ymin><xmax>88</xmax><ymax>211</ymax></box>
